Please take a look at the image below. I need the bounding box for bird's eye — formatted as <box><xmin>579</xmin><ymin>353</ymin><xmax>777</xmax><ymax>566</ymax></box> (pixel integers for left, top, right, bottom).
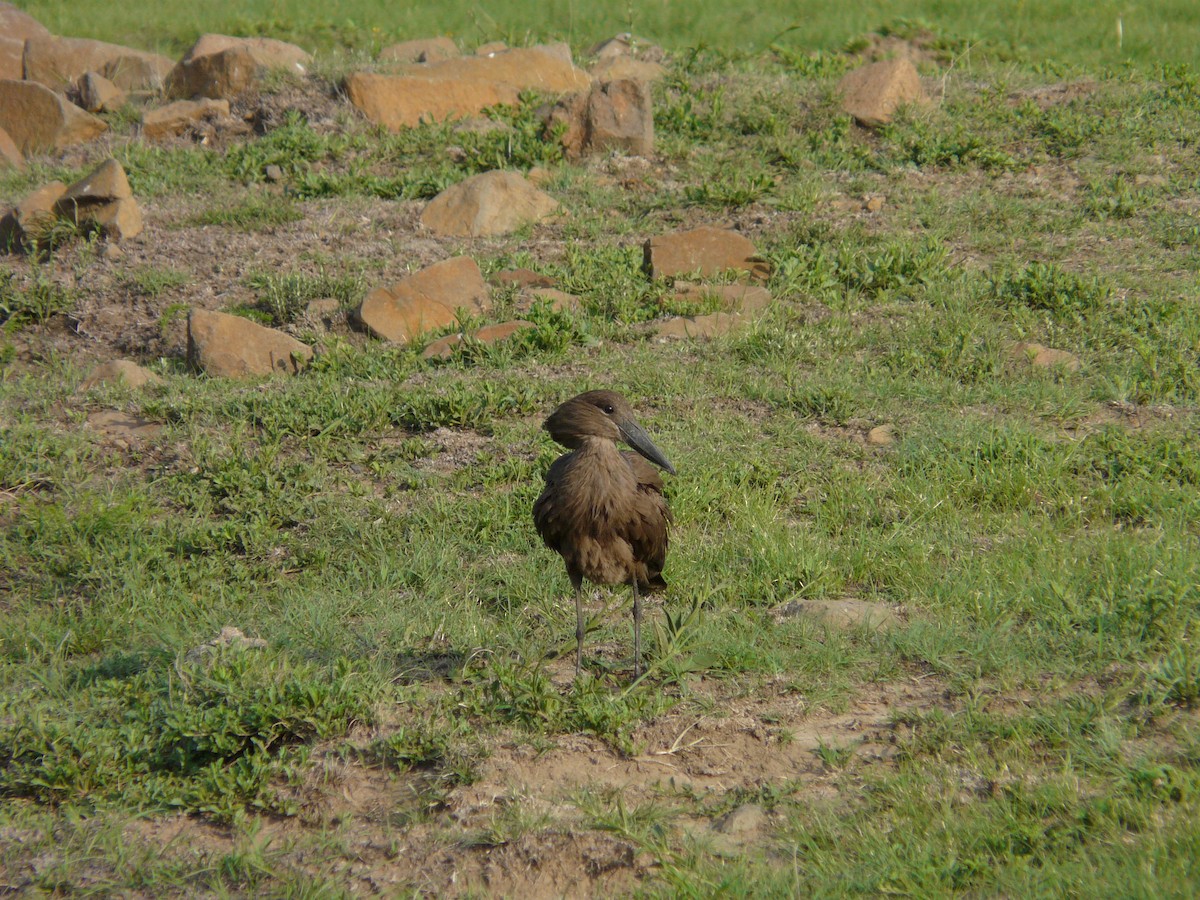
<box><xmin>603</xmin><ymin>404</ymin><xmax>614</xmax><ymax>414</ymax></box>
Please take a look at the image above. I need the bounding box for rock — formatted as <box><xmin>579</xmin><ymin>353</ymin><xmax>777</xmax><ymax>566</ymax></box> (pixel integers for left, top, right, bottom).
<box><xmin>165</xmin><ymin>46</ymin><xmax>259</xmax><ymax>100</ymax></box>
<box><xmin>490</xmin><ymin>268</ymin><xmax>557</xmax><ymax>289</ymax></box>
<box><xmin>475</xmin><ymin>41</ymin><xmax>508</xmax><ymax>57</ymax></box>
<box><xmin>644</xmin><ymin>226</ymin><xmax>764</xmax><ymax>279</ymax></box>
<box><xmin>0</xmin><ymin>79</ymin><xmax>108</xmax><ymax>154</ymax></box>
<box><xmin>777</xmin><ymin>598</ymin><xmax>900</xmax><ymax>632</ymax></box>
<box><xmin>535</xmin><ymin>42</ymin><xmax>574</xmax><ymax>65</ymax></box>
<box><xmin>589</xmin><ymin>33</ymin><xmax>659</xmax><ymax>60</ymax></box>
<box><xmin>142</xmin><ymin>98</ymin><xmax>230</xmax><ymax>139</ymax></box>
<box><xmin>301</xmin><ymin>297</ymin><xmax>341</xmax><ymax>330</ymax></box>
<box><xmin>75</xmin><ymin>72</ymin><xmax>125</xmax><ymax>112</ymax></box>
<box><xmin>187</xmin><ymin>308</ymin><xmax>314</xmax><ymax>377</ymax></box>
<box><xmin>402</xmin><ymin>47</ymin><xmax>591</xmax><ymax>94</ymax></box>
<box><xmin>0</xmin><ymin>181</ymin><xmax>66</xmax><ymax>250</ymax></box>
<box><xmin>379</xmin><ymin>37</ymin><xmax>460</xmax><ymax>64</ymax></box>
<box><xmin>546</xmin><ymin>79</ymin><xmax>653</xmax><ymax>159</ymax></box>
<box><xmin>422</xmin><ymin>319</ymin><xmax>535</xmax><ymax>359</ymax></box>
<box><xmin>344</xmin><ymin>71</ymin><xmax>520</xmax><ymax>130</ymax></box>
<box><xmin>420</xmin><ymin>170</ymin><xmax>560</xmax><ymax>237</ymax></box>
<box><xmin>79</xmin><ymin>359</ymin><xmax>162</xmax><ymax>391</ymax></box>
<box><xmin>166</xmin><ymin>34</ymin><xmax>313</xmax><ymax>99</ymax></box>
<box><xmin>589</xmin><ymin>57</ymin><xmax>666</xmax><ymax>83</ymax></box>
<box><xmin>518</xmin><ymin>287</ymin><xmax>580</xmax><ymax>313</ymax></box>
<box><xmin>837</xmin><ymin>57</ymin><xmax>927</xmax><ymax>128</ymax></box>
<box><xmin>867</xmin><ymin>424</ymin><xmax>896</xmax><ymax>446</ymax></box>
<box><xmin>0</xmin><ymin>2</ymin><xmax>51</xmax><ymax>41</ymax></box>
<box><xmin>185</xmin><ymin>626</ymin><xmax>268</xmax><ymax>664</ymax></box>
<box><xmin>865</xmin><ymin>195</ymin><xmax>886</xmax><ymax>213</ymax></box>
<box><xmin>0</xmin><ymin>126</ymin><xmax>23</xmax><ymax>170</ymax></box>
<box><xmin>22</xmin><ymin>36</ymin><xmax>173</xmax><ymax>92</ymax></box>
<box><xmin>655</xmin><ymin>311</ymin><xmax>746</xmax><ymax>340</ymax></box>
<box><xmin>713</xmin><ymin>804</ymin><xmax>767</xmax><ymax>836</ymax></box>
<box><xmin>264</xmin><ymin>164</ymin><xmax>284</xmax><ymax>182</ymax></box>
<box><xmin>1011</xmin><ymin>342</ymin><xmax>1081</xmax><ymax>372</ymax></box>
<box><xmin>85</xmin><ymin>410</ymin><xmax>163</xmax><ymax>447</ymax></box>
<box><xmin>675</xmin><ymin>282</ymin><xmax>772</xmax><ymax>313</ymax></box>
<box><xmin>100</xmin><ymin>55</ymin><xmax>173</xmax><ymax>92</ymax></box>
<box><xmin>353</xmin><ymin>257</ymin><xmax>490</xmax><ymax>344</ymax></box>
<box><xmin>0</xmin><ymin>35</ymin><xmax>22</xmax><ymax>80</ymax></box>
<box><xmin>54</xmin><ymin>158</ymin><xmax>142</xmax><ymax>241</ymax></box>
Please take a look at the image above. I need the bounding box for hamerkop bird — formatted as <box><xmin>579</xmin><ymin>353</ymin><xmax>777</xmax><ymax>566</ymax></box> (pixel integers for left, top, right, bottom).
<box><xmin>533</xmin><ymin>390</ymin><xmax>675</xmax><ymax>677</ymax></box>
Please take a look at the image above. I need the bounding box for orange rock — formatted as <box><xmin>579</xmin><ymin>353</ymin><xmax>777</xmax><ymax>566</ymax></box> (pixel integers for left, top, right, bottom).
<box><xmin>379</xmin><ymin>37</ymin><xmax>459</xmax><ymax>64</ymax></box>
<box><xmin>142</xmin><ymin>98</ymin><xmax>230</xmax><ymax>140</ymax></box>
<box><xmin>0</xmin><ymin>125</ymin><xmax>23</xmax><ymax>170</ymax></box>
<box><xmin>23</xmin><ymin>36</ymin><xmax>172</xmax><ymax>91</ymax></box>
<box><xmin>0</xmin><ymin>79</ymin><xmax>107</xmax><ymax>153</ymax></box>
<box><xmin>837</xmin><ymin>57</ymin><xmax>927</xmax><ymax>128</ymax></box>
<box><xmin>401</xmin><ymin>47</ymin><xmax>591</xmax><ymax>94</ymax></box>
<box><xmin>187</xmin><ymin>309</ymin><xmax>313</xmax><ymax>377</ymax></box>
<box><xmin>354</xmin><ymin>257</ymin><xmax>490</xmax><ymax>344</ymax></box>
<box><xmin>644</xmin><ymin>226</ymin><xmax>763</xmax><ymax>279</ymax></box>
<box><xmin>420</xmin><ymin>170</ymin><xmax>560</xmax><ymax>237</ymax></box>
<box><xmin>344</xmin><ymin>71</ymin><xmax>520</xmax><ymax>130</ymax></box>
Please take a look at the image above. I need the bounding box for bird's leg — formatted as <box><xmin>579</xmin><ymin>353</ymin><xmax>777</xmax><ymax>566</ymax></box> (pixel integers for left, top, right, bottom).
<box><xmin>574</xmin><ymin>582</ymin><xmax>584</xmax><ymax>676</ymax></box>
<box><xmin>631</xmin><ymin>578</ymin><xmax>642</xmax><ymax>679</ymax></box>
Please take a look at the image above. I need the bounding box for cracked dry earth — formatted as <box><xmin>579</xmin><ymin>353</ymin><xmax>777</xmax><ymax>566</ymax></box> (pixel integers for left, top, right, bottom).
<box><xmin>124</xmin><ymin>674</ymin><xmax>951</xmax><ymax>897</ymax></box>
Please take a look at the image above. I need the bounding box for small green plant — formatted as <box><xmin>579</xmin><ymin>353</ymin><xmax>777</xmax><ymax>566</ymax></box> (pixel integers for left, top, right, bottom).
<box><xmin>188</xmin><ymin>197</ymin><xmax>305</xmax><ymax>231</ymax></box>
<box><xmin>992</xmin><ymin>262</ymin><xmax>1112</xmax><ymax>316</ymax></box>
<box><xmin>0</xmin><ymin>265</ymin><xmax>76</xmax><ymax>327</ymax></box>
<box><xmin>121</xmin><ymin>265</ymin><xmax>189</xmax><ymax>298</ymax></box>
<box><xmin>814</xmin><ymin>738</ymin><xmax>855</xmax><ymax>769</ymax></box>
<box><xmin>246</xmin><ymin>268</ymin><xmax>367</xmax><ymax>325</ymax></box>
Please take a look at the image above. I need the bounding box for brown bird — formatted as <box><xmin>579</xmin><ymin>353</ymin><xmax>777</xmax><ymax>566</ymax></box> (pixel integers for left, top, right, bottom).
<box><xmin>533</xmin><ymin>390</ymin><xmax>675</xmax><ymax>677</ymax></box>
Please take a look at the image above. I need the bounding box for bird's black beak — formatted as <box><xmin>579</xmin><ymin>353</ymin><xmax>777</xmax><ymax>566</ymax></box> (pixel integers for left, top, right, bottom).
<box><xmin>619</xmin><ymin>419</ymin><xmax>676</xmax><ymax>475</ymax></box>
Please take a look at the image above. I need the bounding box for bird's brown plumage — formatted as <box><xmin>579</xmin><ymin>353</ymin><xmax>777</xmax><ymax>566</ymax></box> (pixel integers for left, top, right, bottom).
<box><xmin>533</xmin><ymin>390</ymin><xmax>674</xmax><ymax>676</ymax></box>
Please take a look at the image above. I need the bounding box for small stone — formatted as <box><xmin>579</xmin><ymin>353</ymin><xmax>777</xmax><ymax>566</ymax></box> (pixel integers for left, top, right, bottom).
<box><xmin>187</xmin><ymin>308</ymin><xmax>314</xmax><ymax>377</ymax></box>
<box><xmin>75</xmin><ymin>71</ymin><xmax>125</xmax><ymax>113</ymax></box>
<box><xmin>79</xmin><ymin>359</ymin><xmax>162</xmax><ymax>391</ymax></box>
<box><xmin>0</xmin><ymin>181</ymin><xmax>67</xmax><ymax>250</ymax></box>
<box><xmin>714</xmin><ymin>804</ymin><xmax>767</xmax><ymax>836</ymax></box>
<box><xmin>490</xmin><ymin>268</ymin><xmax>557</xmax><ymax>289</ymax></box>
<box><xmin>837</xmin><ymin>57</ymin><xmax>927</xmax><ymax>128</ymax></box>
<box><xmin>777</xmin><ymin>598</ymin><xmax>900</xmax><ymax>632</ymax></box>
<box><xmin>185</xmin><ymin>626</ymin><xmax>268</xmax><ymax>664</ymax></box>
<box><xmin>141</xmin><ymin>98</ymin><xmax>230</xmax><ymax>140</ymax></box>
<box><xmin>264</xmin><ymin>164</ymin><xmax>284</xmax><ymax>182</ymax></box>
<box><xmin>353</xmin><ymin>257</ymin><xmax>490</xmax><ymax>344</ymax></box>
<box><xmin>421</xmin><ymin>319</ymin><xmax>534</xmax><ymax>359</ymax></box>
<box><xmin>867</xmin><ymin>424</ymin><xmax>896</xmax><ymax>445</ymax></box>
<box><xmin>644</xmin><ymin>226</ymin><xmax>764</xmax><ymax>279</ymax></box>
<box><xmin>518</xmin><ymin>287</ymin><xmax>580</xmax><ymax>313</ymax></box>
<box><xmin>1011</xmin><ymin>342</ymin><xmax>1081</xmax><ymax>372</ymax></box>
<box><xmin>865</xmin><ymin>195</ymin><xmax>886</xmax><ymax>212</ymax></box>
<box><xmin>420</xmin><ymin>170</ymin><xmax>560</xmax><ymax>238</ymax></box>
<box><xmin>86</xmin><ymin>410</ymin><xmax>163</xmax><ymax>446</ymax></box>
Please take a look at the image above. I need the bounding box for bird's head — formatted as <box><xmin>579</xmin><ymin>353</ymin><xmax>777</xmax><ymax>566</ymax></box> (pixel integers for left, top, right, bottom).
<box><xmin>543</xmin><ymin>390</ymin><xmax>676</xmax><ymax>475</ymax></box>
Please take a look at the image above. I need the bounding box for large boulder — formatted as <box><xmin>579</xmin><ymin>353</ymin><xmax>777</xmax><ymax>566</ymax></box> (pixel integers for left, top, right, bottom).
<box><xmin>187</xmin><ymin>309</ymin><xmax>313</xmax><ymax>377</ymax></box>
<box><xmin>836</xmin><ymin>57</ymin><xmax>927</xmax><ymax>128</ymax></box>
<box><xmin>0</xmin><ymin>79</ymin><xmax>107</xmax><ymax>154</ymax></box>
<box><xmin>23</xmin><ymin>36</ymin><xmax>173</xmax><ymax>91</ymax></box>
<box><xmin>344</xmin><ymin>71</ymin><xmax>520</xmax><ymax>130</ymax></box>
<box><xmin>420</xmin><ymin>170</ymin><xmax>560</xmax><ymax>237</ymax></box>
<box><xmin>353</xmin><ymin>257</ymin><xmax>490</xmax><ymax>344</ymax></box>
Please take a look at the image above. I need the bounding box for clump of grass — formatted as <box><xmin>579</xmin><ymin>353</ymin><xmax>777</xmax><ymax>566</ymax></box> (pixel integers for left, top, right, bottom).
<box><xmin>0</xmin><ymin>266</ymin><xmax>76</xmax><ymax>327</ymax></box>
<box><xmin>246</xmin><ymin>268</ymin><xmax>368</xmax><ymax>325</ymax></box>
<box><xmin>119</xmin><ymin>265</ymin><xmax>190</xmax><ymax>298</ymax></box>
<box><xmin>187</xmin><ymin>196</ymin><xmax>305</xmax><ymax>231</ymax></box>
<box><xmin>992</xmin><ymin>262</ymin><xmax>1112</xmax><ymax>316</ymax></box>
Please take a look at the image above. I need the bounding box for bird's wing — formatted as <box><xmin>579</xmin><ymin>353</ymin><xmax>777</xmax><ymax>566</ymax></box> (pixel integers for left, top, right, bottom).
<box><xmin>621</xmin><ymin>451</ymin><xmax>671</xmax><ymax>588</ymax></box>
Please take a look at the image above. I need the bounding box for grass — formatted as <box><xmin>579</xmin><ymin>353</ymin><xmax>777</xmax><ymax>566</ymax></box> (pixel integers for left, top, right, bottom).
<box><xmin>2</xmin><ymin>4</ymin><xmax>1200</xmax><ymax>896</ymax></box>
